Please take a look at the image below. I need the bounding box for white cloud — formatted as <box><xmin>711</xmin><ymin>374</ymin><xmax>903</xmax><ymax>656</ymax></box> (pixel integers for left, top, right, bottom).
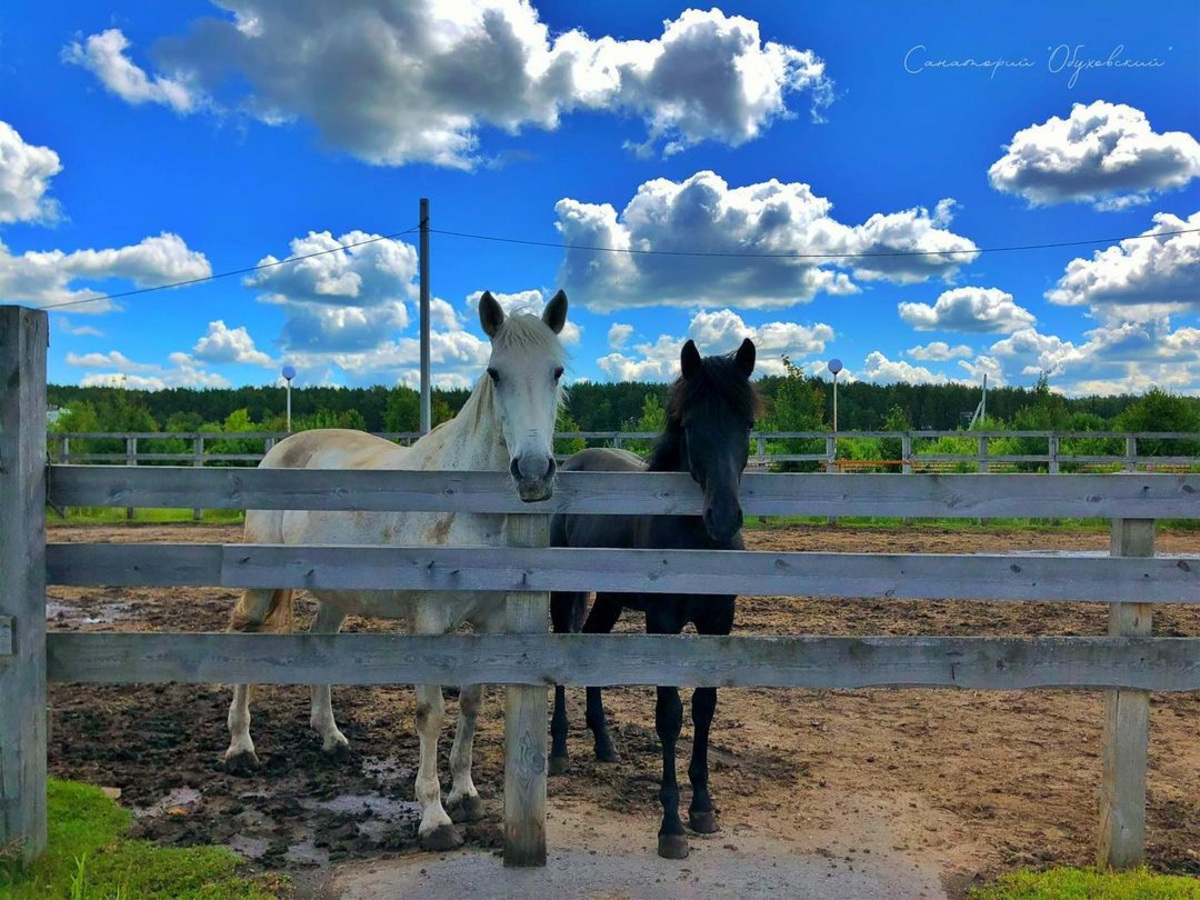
<box><xmin>597</xmin><ymin>308</ymin><xmax>834</xmax><ymax>380</ymax></box>
<box><xmin>898</xmin><ymin>286</ymin><xmax>1035</xmax><ymax>333</ymax></box>
<box><xmin>860</xmin><ymin>351</ymin><xmax>947</xmax><ymax>385</ymax></box>
<box><xmin>63</xmin><ymin>29</ymin><xmax>201</xmax><ymax>114</ymax></box>
<box><xmin>607</xmin><ymin>322</ymin><xmax>634</xmax><ymax>350</ymax></box>
<box><xmin>906</xmin><ymin>341</ymin><xmax>973</xmax><ymax>360</ymax></box>
<box><xmin>246</xmin><ymin>230</ymin><xmax>417</xmax><ymax>351</ymax></box>
<box><xmin>1045</xmin><ymin>211</ymin><xmax>1200</xmax><ymax>320</ymax></box>
<box><xmin>956</xmin><ymin>354</ymin><xmax>1005</xmax><ymax>386</ymax></box>
<box><xmin>464</xmin><ymin>288</ymin><xmax>581</xmax><ymax>344</ymax></box>
<box><xmin>989</xmin><ymin>101</ymin><xmax>1200</xmax><ymax>209</ymax></box>
<box><xmin>0</xmin><ymin>233</ymin><xmax>211</xmax><ymax>313</ymax></box>
<box><xmin>55</xmin><ymin>317</ymin><xmax>103</xmax><ymax>337</ymax></box>
<box><xmin>80</xmin><ymin>6</ymin><xmax>832</xmax><ymax>168</ymax></box>
<box><xmin>193</xmin><ymin>320</ymin><xmax>273</xmax><ymax>366</ymax></box>
<box><xmin>0</xmin><ymin>121</ymin><xmax>62</xmax><ymax>224</ymax></box>
<box><xmin>557</xmin><ymin>170</ymin><xmax>975</xmax><ymax>310</ymax></box>
<box><xmin>73</xmin><ymin>349</ymin><xmax>229</xmax><ymax>390</ymax></box>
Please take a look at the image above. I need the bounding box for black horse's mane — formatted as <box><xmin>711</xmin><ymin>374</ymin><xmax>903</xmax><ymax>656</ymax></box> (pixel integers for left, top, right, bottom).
<box><xmin>646</xmin><ymin>353</ymin><xmax>761</xmax><ymax>472</ymax></box>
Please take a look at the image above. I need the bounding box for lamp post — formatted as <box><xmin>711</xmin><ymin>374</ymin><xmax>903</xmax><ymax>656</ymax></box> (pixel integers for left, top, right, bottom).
<box><xmin>281</xmin><ymin>365</ymin><xmax>296</xmax><ymax>432</ymax></box>
<box><xmin>827</xmin><ymin>358</ymin><xmax>843</xmax><ymax>432</ymax></box>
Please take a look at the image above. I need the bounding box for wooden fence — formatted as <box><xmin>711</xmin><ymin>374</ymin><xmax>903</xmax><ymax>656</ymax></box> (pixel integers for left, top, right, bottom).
<box><xmin>3</xmin><ymin>306</ymin><xmax>1199</xmax><ymax>874</ymax></box>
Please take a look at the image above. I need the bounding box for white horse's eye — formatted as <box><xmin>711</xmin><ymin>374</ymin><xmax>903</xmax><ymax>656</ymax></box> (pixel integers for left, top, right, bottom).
<box><xmin>553</xmin><ymin>367</ymin><xmax>564</xmax><ymax>381</ymax></box>
<box><xmin>487</xmin><ymin>367</ymin><xmax>500</xmax><ymax>384</ymax></box>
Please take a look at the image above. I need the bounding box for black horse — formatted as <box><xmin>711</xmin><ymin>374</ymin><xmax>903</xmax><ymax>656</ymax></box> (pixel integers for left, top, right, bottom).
<box><xmin>549</xmin><ymin>337</ymin><xmax>759</xmax><ymax>859</ymax></box>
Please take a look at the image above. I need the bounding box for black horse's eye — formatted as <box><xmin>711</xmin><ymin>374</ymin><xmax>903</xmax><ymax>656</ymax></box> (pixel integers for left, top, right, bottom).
<box><xmin>553</xmin><ymin>366</ymin><xmax>564</xmax><ymax>382</ymax></box>
<box><xmin>487</xmin><ymin>367</ymin><xmax>500</xmax><ymax>384</ymax></box>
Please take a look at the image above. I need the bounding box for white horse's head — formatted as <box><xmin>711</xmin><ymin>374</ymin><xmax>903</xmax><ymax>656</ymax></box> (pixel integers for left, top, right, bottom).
<box><xmin>478</xmin><ymin>289</ymin><xmax>569</xmax><ymax>502</ymax></box>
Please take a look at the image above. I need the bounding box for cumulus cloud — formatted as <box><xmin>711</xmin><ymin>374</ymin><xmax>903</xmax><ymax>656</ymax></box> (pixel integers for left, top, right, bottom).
<box><xmin>1045</xmin><ymin>211</ymin><xmax>1200</xmax><ymax>320</ymax></box>
<box><xmin>989</xmin><ymin>101</ymin><xmax>1200</xmax><ymax>209</ymax></box>
<box><xmin>898</xmin><ymin>287</ymin><xmax>1035</xmax><ymax>333</ymax></box>
<box><xmin>464</xmin><ymin>288</ymin><xmax>582</xmax><ymax>344</ymax></box>
<box><xmin>56</xmin><ymin>317</ymin><xmax>104</xmax><ymax>337</ymax></box>
<box><xmin>607</xmin><ymin>322</ymin><xmax>634</xmax><ymax>350</ymax></box>
<box><xmin>557</xmin><ymin>170</ymin><xmax>975</xmax><ymax>309</ymax></box>
<box><xmin>75</xmin><ymin>5</ymin><xmax>832</xmax><ymax>168</ymax></box>
<box><xmin>0</xmin><ymin>122</ymin><xmax>62</xmax><ymax>224</ymax></box>
<box><xmin>73</xmin><ymin>349</ymin><xmax>229</xmax><ymax>389</ymax></box>
<box><xmin>906</xmin><ymin>341</ymin><xmax>973</xmax><ymax>360</ymax></box>
<box><xmin>245</xmin><ymin>230</ymin><xmax>417</xmax><ymax>351</ymax></box>
<box><xmin>860</xmin><ymin>351</ymin><xmax>947</xmax><ymax>385</ymax></box>
<box><xmin>63</xmin><ymin>29</ymin><xmax>201</xmax><ymax>114</ymax></box>
<box><xmin>193</xmin><ymin>320</ymin><xmax>273</xmax><ymax>366</ymax></box>
<box><xmin>0</xmin><ymin>233</ymin><xmax>211</xmax><ymax>313</ymax></box>
<box><xmin>956</xmin><ymin>354</ymin><xmax>1005</xmax><ymax>386</ymax></box>
<box><xmin>597</xmin><ymin>308</ymin><xmax>834</xmax><ymax>380</ymax></box>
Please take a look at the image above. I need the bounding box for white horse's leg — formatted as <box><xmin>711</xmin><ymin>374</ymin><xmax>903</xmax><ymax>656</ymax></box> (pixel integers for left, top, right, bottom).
<box><xmin>308</xmin><ymin>602</ymin><xmax>349</xmax><ymax>755</ymax></box>
<box><xmin>225</xmin><ymin>587</ymin><xmax>288</xmax><ymax>770</ymax></box>
<box><xmin>446</xmin><ymin>683</ymin><xmax>485</xmax><ymax>822</ymax></box>
<box><xmin>415</xmin><ymin>682</ymin><xmax>462</xmax><ymax>850</ymax></box>
<box><xmin>226</xmin><ymin>684</ymin><xmax>257</xmax><ymax>769</ymax></box>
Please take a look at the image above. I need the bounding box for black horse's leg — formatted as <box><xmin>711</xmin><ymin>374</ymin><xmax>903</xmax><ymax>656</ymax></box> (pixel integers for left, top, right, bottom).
<box><xmin>648</xmin><ymin>604</ymin><xmax>688</xmax><ymax>859</ymax></box>
<box><xmin>582</xmin><ymin>594</ymin><xmax>623</xmax><ymax>763</ymax></box>
<box><xmin>549</xmin><ymin>591</ymin><xmax>587</xmax><ymax>776</ymax></box>
<box><xmin>688</xmin><ymin>597</ymin><xmax>735</xmax><ymax>835</ymax></box>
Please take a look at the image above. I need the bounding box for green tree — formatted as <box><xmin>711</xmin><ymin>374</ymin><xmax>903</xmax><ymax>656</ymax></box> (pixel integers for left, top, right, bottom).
<box><xmin>764</xmin><ymin>358</ymin><xmax>826</xmax><ymax>470</ymax></box>
<box><xmin>554</xmin><ymin>406</ymin><xmax>587</xmax><ymax>456</ymax></box>
<box><xmin>879</xmin><ymin>404</ymin><xmax>912</xmax><ymax>472</ymax></box>
<box><xmin>384</xmin><ymin>386</ymin><xmax>421</xmax><ymax>433</ymax></box>
<box><xmin>1115</xmin><ymin>387</ymin><xmax>1200</xmax><ymax>458</ymax></box>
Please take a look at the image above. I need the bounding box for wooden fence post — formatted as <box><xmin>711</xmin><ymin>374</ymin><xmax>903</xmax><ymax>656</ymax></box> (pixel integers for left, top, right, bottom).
<box><xmin>1124</xmin><ymin>436</ymin><xmax>1137</xmax><ymax>473</ymax></box>
<box><xmin>0</xmin><ymin>306</ymin><xmax>49</xmax><ymax>862</ymax></box>
<box><xmin>1098</xmin><ymin>517</ymin><xmax>1154</xmax><ymax>870</ymax></box>
<box><xmin>825</xmin><ymin>435</ymin><xmax>837</xmax><ymax>526</ymax></box>
<box><xmin>503</xmin><ymin>512</ymin><xmax>549</xmax><ymax>867</ymax></box>
<box><xmin>125</xmin><ymin>436</ymin><xmax>137</xmax><ymax>520</ymax></box>
<box><xmin>901</xmin><ymin>433</ymin><xmax>913</xmax><ymax>525</ymax></box>
<box><xmin>192</xmin><ymin>435</ymin><xmax>204</xmax><ymax>522</ymax></box>
<box><xmin>977</xmin><ymin>435</ymin><xmax>990</xmax><ymax>525</ymax></box>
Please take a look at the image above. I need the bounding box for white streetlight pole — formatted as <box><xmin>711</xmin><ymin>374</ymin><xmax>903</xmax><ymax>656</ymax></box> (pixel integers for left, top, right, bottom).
<box><xmin>282</xmin><ymin>365</ymin><xmax>296</xmax><ymax>432</ymax></box>
<box><xmin>827</xmin><ymin>358</ymin><xmax>843</xmax><ymax>432</ymax></box>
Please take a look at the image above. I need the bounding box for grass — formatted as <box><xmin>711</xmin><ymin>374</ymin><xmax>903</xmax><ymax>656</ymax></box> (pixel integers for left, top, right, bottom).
<box><xmin>0</xmin><ymin>780</ymin><xmax>279</xmax><ymax>899</ymax></box>
<box><xmin>970</xmin><ymin>867</ymin><xmax>1200</xmax><ymax>899</ymax></box>
<box><xmin>47</xmin><ymin>507</ymin><xmax>244</xmax><ymax>526</ymax></box>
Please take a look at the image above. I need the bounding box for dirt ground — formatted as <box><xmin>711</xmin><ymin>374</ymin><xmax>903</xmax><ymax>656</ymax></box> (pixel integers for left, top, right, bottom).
<box><xmin>44</xmin><ymin>522</ymin><xmax>1200</xmax><ymax>898</ymax></box>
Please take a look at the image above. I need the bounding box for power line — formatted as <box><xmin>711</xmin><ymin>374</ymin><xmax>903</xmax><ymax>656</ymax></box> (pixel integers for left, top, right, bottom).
<box><xmin>43</xmin><ymin>224</ymin><xmax>421</xmax><ymax>312</ymax></box>
<box><xmin>430</xmin><ymin>226</ymin><xmax>1199</xmax><ymax>259</ymax></box>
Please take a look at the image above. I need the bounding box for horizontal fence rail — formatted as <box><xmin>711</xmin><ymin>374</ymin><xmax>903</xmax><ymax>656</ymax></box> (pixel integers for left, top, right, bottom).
<box><xmin>44</xmin><ymin>634</ymin><xmax>1200</xmax><ymax>692</ymax></box>
<box><xmin>47</xmin><ymin>466</ymin><xmax>1200</xmax><ymax>519</ymax></box>
<box><xmin>45</xmin><ymin>543</ymin><xmax>1200</xmax><ymax>603</ymax></box>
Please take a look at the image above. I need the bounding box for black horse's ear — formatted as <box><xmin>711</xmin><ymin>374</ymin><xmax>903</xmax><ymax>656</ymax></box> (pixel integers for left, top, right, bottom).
<box><xmin>735</xmin><ymin>338</ymin><xmax>756</xmax><ymax>377</ymax></box>
<box><xmin>681</xmin><ymin>339</ymin><xmax>702</xmax><ymax>380</ymax></box>
<box><xmin>479</xmin><ymin>291</ymin><xmax>505</xmax><ymax>338</ymax></box>
<box><xmin>542</xmin><ymin>289</ymin><xmax>568</xmax><ymax>334</ymax></box>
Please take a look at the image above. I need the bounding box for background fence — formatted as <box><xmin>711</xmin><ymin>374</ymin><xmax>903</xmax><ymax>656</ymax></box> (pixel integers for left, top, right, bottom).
<box><xmin>3</xmin><ymin>307</ymin><xmax>1199</xmax><ymax>875</ymax></box>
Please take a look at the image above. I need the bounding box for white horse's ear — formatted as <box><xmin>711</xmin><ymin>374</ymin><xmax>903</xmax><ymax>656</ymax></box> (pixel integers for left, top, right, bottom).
<box><xmin>542</xmin><ymin>289</ymin><xmax>568</xmax><ymax>334</ymax></box>
<box><xmin>735</xmin><ymin>338</ymin><xmax>756</xmax><ymax>377</ymax></box>
<box><xmin>479</xmin><ymin>291</ymin><xmax>505</xmax><ymax>338</ymax></box>
<box><xmin>681</xmin><ymin>339</ymin><xmax>702</xmax><ymax>380</ymax></box>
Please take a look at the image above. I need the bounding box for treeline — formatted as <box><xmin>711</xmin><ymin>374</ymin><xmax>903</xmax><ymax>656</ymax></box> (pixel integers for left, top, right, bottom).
<box><xmin>47</xmin><ymin>364</ymin><xmax>1200</xmax><ymax>447</ymax></box>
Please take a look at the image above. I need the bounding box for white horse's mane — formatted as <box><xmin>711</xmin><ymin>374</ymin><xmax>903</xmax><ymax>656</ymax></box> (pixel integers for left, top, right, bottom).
<box><xmin>492</xmin><ymin>310</ymin><xmax>569</xmax><ymax>363</ymax></box>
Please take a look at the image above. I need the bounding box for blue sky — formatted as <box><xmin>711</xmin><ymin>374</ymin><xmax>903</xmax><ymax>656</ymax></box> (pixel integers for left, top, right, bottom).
<box><xmin>1</xmin><ymin>1</ymin><xmax>1198</xmax><ymax>394</ymax></box>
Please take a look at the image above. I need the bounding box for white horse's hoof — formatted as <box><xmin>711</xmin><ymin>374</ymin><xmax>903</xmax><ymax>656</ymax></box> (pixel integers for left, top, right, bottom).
<box><xmin>224</xmin><ymin>748</ymin><xmax>260</xmax><ymax>773</ymax></box>
<box><xmin>446</xmin><ymin>794</ymin><xmax>485</xmax><ymax>823</ymax></box>
<box><xmin>420</xmin><ymin>823</ymin><xmax>464</xmax><ymax>851</ymax></box>
<box><xmin>321</xmin><ymin>737</ymin><xmax>351</xmax><ymax>759</ymax></box>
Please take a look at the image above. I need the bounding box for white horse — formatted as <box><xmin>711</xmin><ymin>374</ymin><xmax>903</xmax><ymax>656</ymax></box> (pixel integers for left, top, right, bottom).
<box><xmin>224</xmin><ymin>290</ymin><xmax>569</xmax><ymax>851</ymax></box>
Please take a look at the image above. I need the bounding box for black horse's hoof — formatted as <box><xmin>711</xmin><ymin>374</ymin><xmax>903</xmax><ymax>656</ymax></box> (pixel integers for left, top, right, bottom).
<box><xmin>657</xmin><ymin>834</ymin><xmax>690</xmax><ymax>859</ymax></box>
<box><xmin>688</xmin><ymin>810</ymin><xmax>719</xmax><ymax>834</ymax></box>
<box><xmin>594</xmin><ymin>744</ymin><xmax>621</xmax><ymax>764</ymax></box>
<box><xmin>446</xmin><ymin>794</ymin><xmax>485</xmax><ymax>823</ymax></box>
<box><xmin>223</xmin><ymin>749</ymin><xmax>259</xmax><ymax>774</ymax></box>
<box><xmin>420</xmin><ymin>823</ymin><xmax>464</xmax><ymax>851</ymax></box>
<box><xmin>548</xmin><ymin>756</ymin><xmax>569</xmax><ymax>776</ymax></box>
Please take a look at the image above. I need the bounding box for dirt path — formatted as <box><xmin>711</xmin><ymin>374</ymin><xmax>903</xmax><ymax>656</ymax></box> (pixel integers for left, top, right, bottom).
<box><xmin>43</xmin><ymin>523</ymin><xmax>1200</xmax><ymax>897</ymax></box>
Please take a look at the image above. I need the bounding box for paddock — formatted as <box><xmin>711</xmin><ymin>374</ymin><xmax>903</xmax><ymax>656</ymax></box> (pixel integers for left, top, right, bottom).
<box><xmin>3</xmin><ymin>307</ymin><xmax>1199</xmax><ymax>895</ymax></box>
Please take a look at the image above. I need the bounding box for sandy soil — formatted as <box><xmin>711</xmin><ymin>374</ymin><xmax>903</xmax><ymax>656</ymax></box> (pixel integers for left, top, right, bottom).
<box><xmin>43</xmin><ymin>522</ymin><xmax>1200</xmax><ymax>898</ymax></box>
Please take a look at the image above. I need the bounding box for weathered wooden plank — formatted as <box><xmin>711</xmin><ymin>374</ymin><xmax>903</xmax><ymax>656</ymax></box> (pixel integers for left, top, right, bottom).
<box><xmin>503</xmin><ymin>513</ymin><xmax>549</xmax><ymax>868</ymax></box>
<box><xmin>45</xmin><ymin>542</ymin><xmax>1200</xmax><ymax>603</ymax></box>
<box><xmin>45</xmin><ymin>467</ymin><xmax>1200</xmax><ymax>518</ymax></box>
<box><xmin>0</xmin><ymin>616</ymin><xmax>11</xmax><ymax>657</ymax></box>
<box><xmin>1098</xmin><ymin>519</ymin><xmax>1155</xmax><ymax>870</ymax></box>
<box><xmin>0</xmin><ymin>306</ymin><xmax>48</xmax><ymax>861</ymax></box>
<box><xmin>44</xmin><ymin>633</ymin><xmax>1200</xmax><ymax>691</ymax></box>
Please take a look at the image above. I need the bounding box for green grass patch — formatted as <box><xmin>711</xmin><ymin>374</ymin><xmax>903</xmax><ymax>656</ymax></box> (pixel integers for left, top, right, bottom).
<box><xmin>970</xmin><ymin>867</ymin><xmax>1200</xmax><ymax>899</ymax></box>
<box><xmin>47</xmin><ymin>507</ymin><xmax>244</xmax><ymax>526</ymax></box>
<box><xmin>0</xmin><ymin>780</ymin><xmax>278</xmax><ymax>899</ymax></box>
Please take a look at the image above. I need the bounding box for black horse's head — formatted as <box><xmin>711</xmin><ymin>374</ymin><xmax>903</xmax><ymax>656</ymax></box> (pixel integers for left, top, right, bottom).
<box><xmin>651</xmin><ymin>338</ymin><xmax>759</xmax><ymax>546</ymax></box>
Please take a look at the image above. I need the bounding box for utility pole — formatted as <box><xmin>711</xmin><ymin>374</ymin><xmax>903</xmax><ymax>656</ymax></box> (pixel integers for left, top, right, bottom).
<box><xmin>981</xmin><ymin>373</ymin><xmax>987</xmax><ymax>425</ymax></box>
<box><xmin>419</xmin><ymin>197</ymin><xmax>431</xmax><ymax>434</ymax></box>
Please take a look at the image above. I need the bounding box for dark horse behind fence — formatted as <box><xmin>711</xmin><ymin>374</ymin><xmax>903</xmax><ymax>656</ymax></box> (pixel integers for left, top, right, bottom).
<box><xmin>549</xmin><ymin>337</ymin><xmax>759</xmax><ymax>860</ymax></box>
